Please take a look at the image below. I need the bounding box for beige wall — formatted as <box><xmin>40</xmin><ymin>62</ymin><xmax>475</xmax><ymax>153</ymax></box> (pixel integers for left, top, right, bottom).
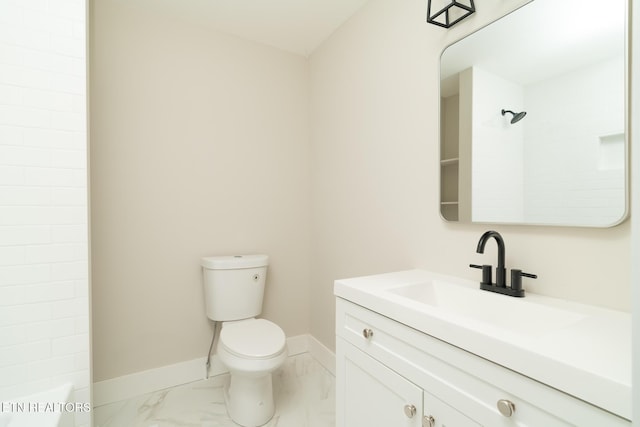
<box><xmin>91</xmin><ymin>0</ymin><xmax>632</xmax><ymax>382</ymax></box>
<box><xmin>90</xmin><ymin>1</ymin><xmax>311</xmax><ymax>381</ymax></box>
<box><xmin>309</xmin><ymin>0</ymin><xmax>631</xmax><ymax>350</ymax></box>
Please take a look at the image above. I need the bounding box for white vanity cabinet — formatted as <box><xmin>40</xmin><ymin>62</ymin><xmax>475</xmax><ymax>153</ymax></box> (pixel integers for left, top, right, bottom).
<box><xmin>338</xmin><ymin>337</ymin><xmax>481</xmax><ymax>427</ymax></box>
<box><xmin>336</xmin><ymin>298</ymin><xmax>630</xmax><ymax>427</ymax></box>
<box><xmin>339</xmin><ymin>339</ymin><xmax>423</xmax><ymax>426</ymax></box>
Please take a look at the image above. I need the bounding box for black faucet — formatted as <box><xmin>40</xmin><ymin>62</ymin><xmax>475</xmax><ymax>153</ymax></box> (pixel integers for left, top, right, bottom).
<box><xmin>476</xmin><ymin>230</ymin><xmax>506</xmax><ymax>287</ymax></box>
<box><xmin>470</xmin><ymin>230</ymin><xmax>537</xmax><ymax>297</ymax></box>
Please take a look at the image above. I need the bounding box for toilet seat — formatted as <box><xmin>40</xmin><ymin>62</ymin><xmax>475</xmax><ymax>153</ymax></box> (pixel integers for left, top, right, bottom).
<box><xmin>220</xmin><ymin>318</ymin><xmax>286</xmax><ymax>360</ymax></box>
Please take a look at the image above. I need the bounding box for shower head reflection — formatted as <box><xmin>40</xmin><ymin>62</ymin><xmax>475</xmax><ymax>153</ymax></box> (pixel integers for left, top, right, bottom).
<box><xmin>501</xmin><ymin>109</ymin><xmax>527</xmax><ymax>124</ymax></box>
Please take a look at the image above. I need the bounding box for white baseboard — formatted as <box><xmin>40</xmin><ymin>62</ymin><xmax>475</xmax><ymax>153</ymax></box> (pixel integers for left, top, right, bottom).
<box><xmin>92</xmin><ymin>357</ymin><xmax>210</xmax><ymax>407</ymax></box>
<box><xmin>93</xmin><ymin>334</ymin><xmax>335</xmax><ymax>407</ymax></box>
<box><xmin>285</xmin><ymin>334</ymin><xmax>309</xmax><ymax>356</ymax></box>
<box><xmin>307</xmin><ymin>334</ymin><xmax>336</xmax><ymax>376</ymax></box>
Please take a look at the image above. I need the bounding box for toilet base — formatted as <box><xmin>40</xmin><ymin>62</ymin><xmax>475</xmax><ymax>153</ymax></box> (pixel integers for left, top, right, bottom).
<box><xmin>224</xmin><ymin>372</ymin><xmax>275</xmax><ymax>427</ymax></box>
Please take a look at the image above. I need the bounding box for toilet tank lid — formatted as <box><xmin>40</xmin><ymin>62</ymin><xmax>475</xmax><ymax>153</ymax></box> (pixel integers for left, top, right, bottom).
<box><xmin>201</xmin><ymin>254</ymin><xmax>268</xmax><ymax>270</ymax></box>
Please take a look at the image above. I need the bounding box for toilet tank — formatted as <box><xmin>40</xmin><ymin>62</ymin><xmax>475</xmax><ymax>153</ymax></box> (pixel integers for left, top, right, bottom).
<box><xmin>201</xmin><ymin>254</ymin><xmax>268</xmax><ymax>321</ymax></box>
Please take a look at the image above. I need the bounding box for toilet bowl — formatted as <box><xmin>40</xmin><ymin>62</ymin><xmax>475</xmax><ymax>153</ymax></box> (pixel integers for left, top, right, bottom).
<box><xmin>201</xmin><ymin>254</ymin><xmax>287</xmax><ymax>426</ymax></box>
<box><xmin>217</xmin><ymin>318</ymin><xmax>287</xmax><ymax>427</ymax></box>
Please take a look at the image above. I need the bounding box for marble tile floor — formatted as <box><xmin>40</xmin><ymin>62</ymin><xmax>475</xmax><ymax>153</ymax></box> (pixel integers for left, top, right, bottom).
<box><xmin>93</xmin><ymin>353</ymin><xmax>335</xmax><ymax>427</ymax></box>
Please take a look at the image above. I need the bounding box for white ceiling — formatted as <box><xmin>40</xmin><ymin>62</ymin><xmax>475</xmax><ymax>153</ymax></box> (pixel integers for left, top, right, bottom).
<box><xmin>111</xmin><ymin>0</ymin><xmax>369</xmax><ymax>56</ymax></box>
<box><xmin>441</xmin><ymin>0</ymin><xmax>625</xmax><ymax>86</ymax></box>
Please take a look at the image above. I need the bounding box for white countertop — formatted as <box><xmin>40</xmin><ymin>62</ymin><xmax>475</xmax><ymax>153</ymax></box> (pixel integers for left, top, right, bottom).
<box><xmin>334</xmin><ymin>269</ymin><xmax>631</xmax><ymax>420</ymax></box>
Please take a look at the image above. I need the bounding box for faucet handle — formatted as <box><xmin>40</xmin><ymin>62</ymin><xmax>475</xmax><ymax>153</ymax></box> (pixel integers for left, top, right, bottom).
<box><xmin>510</xmin><ymin>269</ymin><xmax>537</xmax><ymax>292</ymax></box>
<box><xmin>470</xmin><ymin>264</ymin><xmax>493</xmax><ymax>285</ymax></box>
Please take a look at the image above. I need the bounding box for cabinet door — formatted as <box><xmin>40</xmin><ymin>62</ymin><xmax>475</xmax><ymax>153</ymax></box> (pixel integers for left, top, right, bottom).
<box><xmin>336</xmin><ymin>338</ymin><xmax>423</xmax><ymax>427</ymax></box>
<box><xmin>423</xmin><ymin>390</ymin><xmax>482</xmax><ymax>427</ymax></box>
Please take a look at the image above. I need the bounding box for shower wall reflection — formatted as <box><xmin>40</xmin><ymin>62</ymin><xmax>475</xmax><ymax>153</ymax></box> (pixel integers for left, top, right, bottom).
<box><xmin>471</xmin><ymin>59</ymin><xmax>625</xmax><ymax>225</ymax></box>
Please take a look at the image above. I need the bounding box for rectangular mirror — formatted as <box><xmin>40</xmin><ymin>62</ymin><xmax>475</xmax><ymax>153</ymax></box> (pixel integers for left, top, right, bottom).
<box><xmin>439</xmin><ymin>0</ymin><xmax>628</xmax><ymax>227</ymax></box>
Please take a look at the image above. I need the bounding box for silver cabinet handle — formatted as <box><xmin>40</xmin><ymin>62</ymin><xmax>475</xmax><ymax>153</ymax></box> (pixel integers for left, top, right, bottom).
<box><xmin>422</xmin><ymin>415</ymin><xmax>435</xmax><ymax>427</ymax></box>
<box><xmin>497</xmin><ymin>399</ymin><xmax>516</xmax><ymax>417</ymax></box>
<box><xmin>403</xmin><ymin>404</ymin><xmax>416</xmax><ymax>418</ymax></box>
<box><xmin>362</xmin><ymin>328</ymin><xmax>373</xmax><ymax>339</ymax></box>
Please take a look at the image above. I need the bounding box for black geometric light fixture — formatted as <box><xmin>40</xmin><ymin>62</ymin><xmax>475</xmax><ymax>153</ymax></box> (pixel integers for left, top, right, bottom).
<box><xmin>427</xmin><ymin>0</ymin><xmax>476</xmax><ymax>28</ymax></box>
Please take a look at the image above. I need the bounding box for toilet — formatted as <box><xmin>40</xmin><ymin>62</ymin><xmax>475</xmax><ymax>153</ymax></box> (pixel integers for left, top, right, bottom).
<box><xmin>201</xmin><ymin>254</ymin><xmax>287</xmax><ymax>427</ymax></box>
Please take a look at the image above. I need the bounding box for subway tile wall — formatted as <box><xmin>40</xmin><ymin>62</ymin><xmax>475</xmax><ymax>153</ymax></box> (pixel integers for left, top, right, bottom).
<box><xmin>0</xmin><ymin>0</ymin><xmax>90</xmax><ymax>426</ymax></box>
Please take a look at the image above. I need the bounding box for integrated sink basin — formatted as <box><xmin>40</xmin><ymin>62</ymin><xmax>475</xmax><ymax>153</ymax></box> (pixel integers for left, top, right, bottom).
<box><xmin>334</xmin><ymin>269</ymin><xmax>631</xmax><ymax>420</ymax></box>
<box><xmin>386</xmin><ymin>279</ymin><xmax>586</xmax><ymax>337</ymax></box>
